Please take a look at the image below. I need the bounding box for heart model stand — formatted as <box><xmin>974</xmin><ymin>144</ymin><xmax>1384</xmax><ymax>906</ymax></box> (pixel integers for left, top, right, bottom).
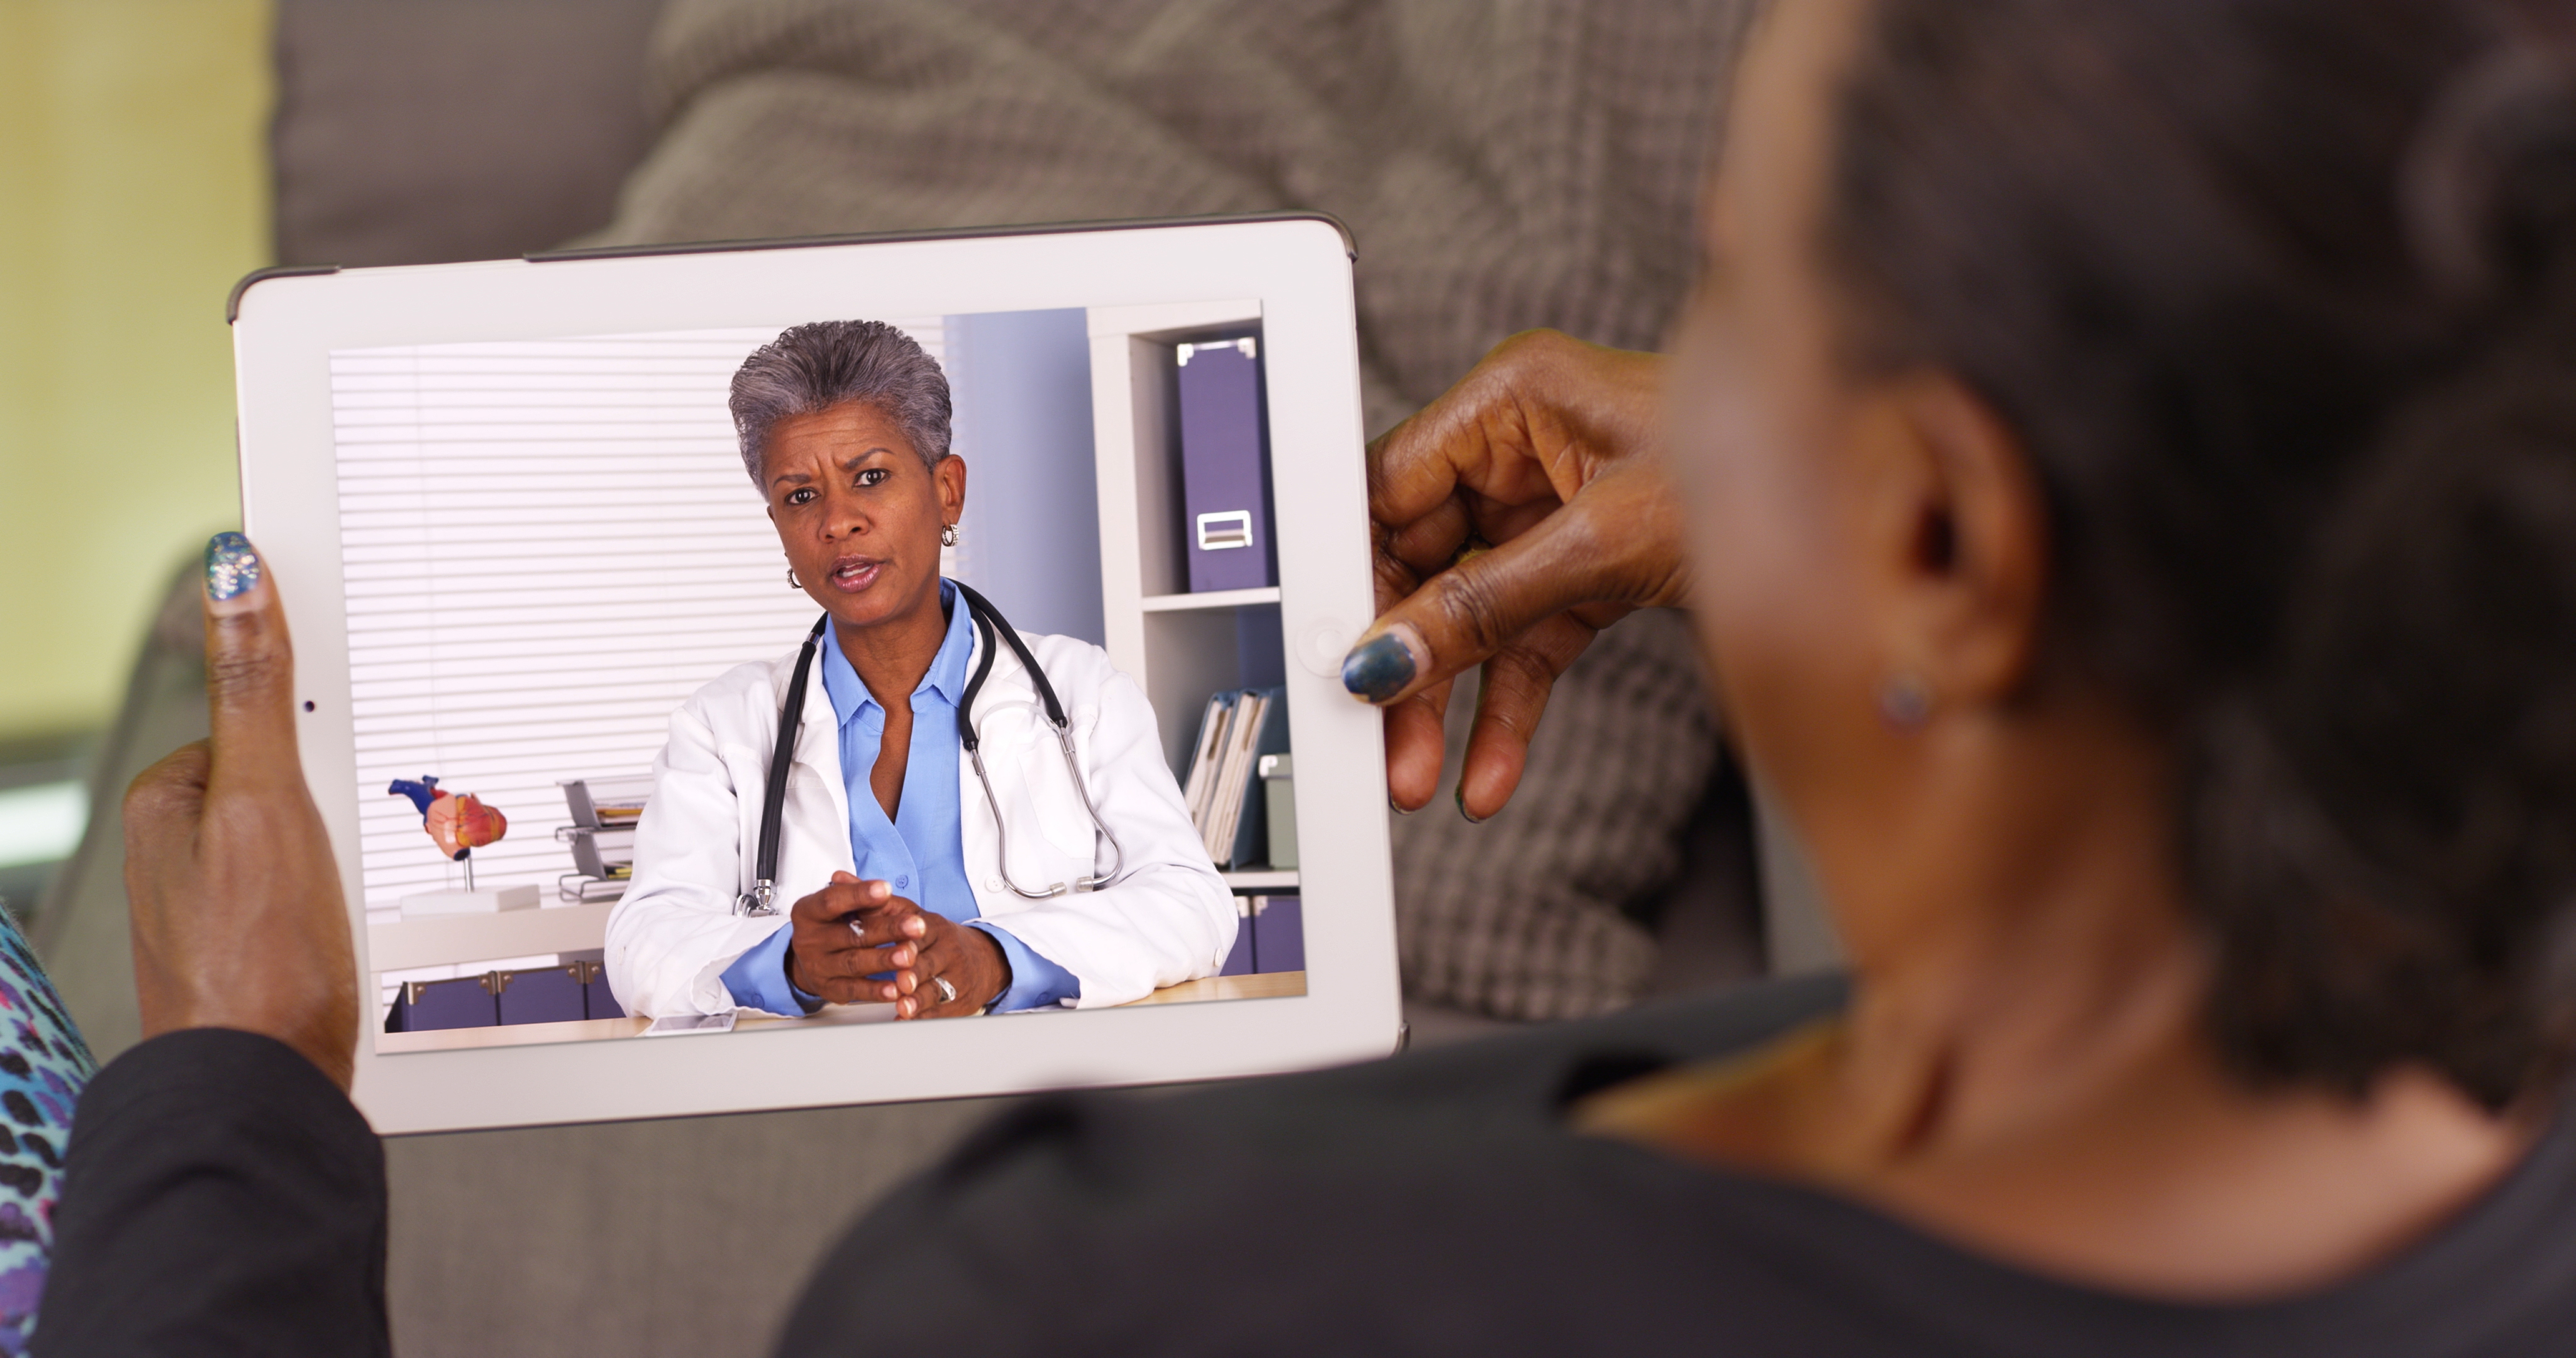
<box><xmin>387</xmin><ymin>776</ymin><xmax>539</xmax><ymax>918</ymax></box>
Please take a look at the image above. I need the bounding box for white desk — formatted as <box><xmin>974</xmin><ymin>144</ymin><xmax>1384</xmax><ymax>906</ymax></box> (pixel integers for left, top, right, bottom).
<box><xmin>376</xmin><ymin>970</ymin><xmax>1309</xmax><ymax>1054</ymax></box>
<box><xmin>367</xmin><ymin>900</ymin><xmax>616</xmax><ymax>972</ymax></box>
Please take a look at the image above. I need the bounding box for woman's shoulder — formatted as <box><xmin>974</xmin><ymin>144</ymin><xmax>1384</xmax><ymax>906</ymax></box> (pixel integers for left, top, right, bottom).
<box><xmin>679</xmin><ymin>653</ymin><xmax>798</xmax><ymax>713</ymax></box>
<box><xmin>782</xmin><ymin>970</ymin><xmax>2576</xmax><ymax>1355</ymax></box>
<box><xmin>1011</xmin><ymin>630</ymin><xmax>1128</xmax><ymax>696</ymax></box>
<box><xmin>779</xmin><ymin>977</ymin><xmax>1851</xmax><ymax>1351</ymax></box>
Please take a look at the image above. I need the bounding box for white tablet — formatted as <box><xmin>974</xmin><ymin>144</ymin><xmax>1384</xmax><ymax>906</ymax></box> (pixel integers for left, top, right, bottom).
<box><xmin>229</xmin><ymin>214</ymin><xmax>1399</xmax><ymax>1134</ymax></box>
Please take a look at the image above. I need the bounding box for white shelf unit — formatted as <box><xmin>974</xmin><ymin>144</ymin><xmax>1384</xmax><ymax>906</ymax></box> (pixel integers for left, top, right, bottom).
<box><xmin>1088</xmin><ymin>300</ymin><xmax>1296</xmax><ymax>877</ymax></box>
<box><xmin>1141</xmin><ymin>586</ymin><xmax>1280</xmax><ymax>613</ymax></box>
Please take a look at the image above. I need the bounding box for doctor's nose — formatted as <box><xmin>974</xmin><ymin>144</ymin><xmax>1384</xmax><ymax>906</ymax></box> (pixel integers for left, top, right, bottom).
<box><xmin>820</xmin><ymin>503</ymin><xmax>874</xmax><ymax>540</ymax></box>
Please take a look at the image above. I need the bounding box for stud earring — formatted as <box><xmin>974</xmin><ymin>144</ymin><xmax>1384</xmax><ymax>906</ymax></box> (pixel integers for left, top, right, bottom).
<box><xmin>941</xmin><ymin>522</ymin><xmax>960</xmax><ymax>548</ymax></box>
<box><xmin>1878</xmin><ymin>673</ymin><xmax>1933</xmax><ymax>730</ymax></box>
<box><xmin>786</xmin><ymin>567</ymin><xmax>802</xmax><ymax>590</ymax></box>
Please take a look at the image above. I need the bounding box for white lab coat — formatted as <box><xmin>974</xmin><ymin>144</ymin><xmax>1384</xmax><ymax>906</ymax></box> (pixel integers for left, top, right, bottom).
<box><xmin>607</xmin><ymin>623</ymin><xmax>1235</xmax><ymax>1018</ymax></box>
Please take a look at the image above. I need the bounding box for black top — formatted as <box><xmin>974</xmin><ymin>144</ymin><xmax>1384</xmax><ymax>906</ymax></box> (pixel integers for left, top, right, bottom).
<box><xmin>781</xmin><ymin>974</ymin><xmax>2576</xmax><ymax>1357</ymax></box>
<box><xmin>38</xmin><ymin>977</ymin><xmax>2576</xmax><ymax>1356</ymax></box>
<box><xmin>44</xmin><ymin>1027</ymin><xmax>388</xmax><ymax>1356</ymax></box>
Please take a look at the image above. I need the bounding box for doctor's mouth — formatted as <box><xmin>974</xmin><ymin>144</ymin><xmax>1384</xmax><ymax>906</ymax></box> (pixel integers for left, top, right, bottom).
<box><xmin>824</xmin><ymin>553</ymin><xmax>889</xmax><ymax>594</ymax></box>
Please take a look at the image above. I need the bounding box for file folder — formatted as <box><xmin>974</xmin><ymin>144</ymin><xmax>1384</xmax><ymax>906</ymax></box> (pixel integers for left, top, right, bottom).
<box><xmin>1177</xmin><ymin>336</ymin><xmax>1276</xmax><ymax>593</ymax></box>
<box><xmin>1182</xmin><ymin>687</ymin><xmax>1292</xmax><ymax>868</ymax></box>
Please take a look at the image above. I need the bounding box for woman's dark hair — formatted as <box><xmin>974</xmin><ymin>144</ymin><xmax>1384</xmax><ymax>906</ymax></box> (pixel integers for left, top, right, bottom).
<box><xmin>729</xmin><ymin>319</ymin><xmax>952</xmax><ymax>487</ymax></box>
<box><xmin>1827</xmin><ymin>0</ymin><xmax>2576</xmax><ymax>1107</ymax></box>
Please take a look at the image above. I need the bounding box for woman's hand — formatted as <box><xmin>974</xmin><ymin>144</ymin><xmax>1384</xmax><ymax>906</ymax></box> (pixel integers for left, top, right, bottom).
<box><xmin>1347</xmin><ymin>330</ymin><xmax>1691</xmax><ymax>818</ymax></box>
<box><xmin>122</xmin><ymin>534</ymin><xmax>361</xmax><ymax>1090</ymax></box>
<box><xmin>784</xmin><ymin>872</ymin><xmax>1009</xmax><ymax>1017</ymax></box>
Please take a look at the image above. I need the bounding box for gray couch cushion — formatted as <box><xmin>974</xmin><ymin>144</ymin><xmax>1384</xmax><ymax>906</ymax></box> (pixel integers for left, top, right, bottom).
<box><xmin>272</xmin><ymin>0</ymin><xmax>665</xmax><ymax>266</ymax></box>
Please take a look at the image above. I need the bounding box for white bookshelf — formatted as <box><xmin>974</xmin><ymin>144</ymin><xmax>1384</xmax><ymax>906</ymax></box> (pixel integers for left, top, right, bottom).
<box><xmin>1087</xmin><ymin>300</ymin><xmax>1297</xmax><ymax>880</ymax></box>
<box><xmin>1141</xmin><ymin>586</ymin><xmax>1280</xmax><ymax>612</ymax></box>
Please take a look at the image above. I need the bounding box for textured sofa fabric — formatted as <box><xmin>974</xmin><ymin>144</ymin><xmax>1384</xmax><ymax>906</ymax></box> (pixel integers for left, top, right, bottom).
<box><xmin>598</xmin><ymin>0</ymin><xmax>1766</xmax><ymax>1018</ymax></box>
<box><xmin>272</xmin><ymin>0</ymin><xmax>664</xmax><ymax>267</ymax></box>
<box><xmin>608</xmin><ymin>0</ymin><xmax>1761</xmax><ymax>437</ymax></box>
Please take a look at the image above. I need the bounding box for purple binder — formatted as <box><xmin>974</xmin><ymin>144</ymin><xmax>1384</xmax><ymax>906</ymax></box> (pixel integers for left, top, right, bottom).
<box><xmin>1251</xmin><ymin>895</ymin><xmax>1304</xmax><ymax>974</ymax></box>
<box><xmin>1177</xmin><ymin>337</ymin><xmax>1276</xmax><ymax>593</ymax></box>
<box><xmin>1219</xmin><ymin>898</ymin><xmax>1257</xmax><ymax>977</ymax></box>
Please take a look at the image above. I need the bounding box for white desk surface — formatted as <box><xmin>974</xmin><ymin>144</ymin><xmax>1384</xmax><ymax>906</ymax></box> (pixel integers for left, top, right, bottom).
<box><xmin>369</xmin><ymin>900</ymin><xmax>616</xmax><ymax>973</ymax></box>
<box><xmin>376</xmin><ymin>970</ymin><xmax>1309</xmax><ymax>1054</ymax></box>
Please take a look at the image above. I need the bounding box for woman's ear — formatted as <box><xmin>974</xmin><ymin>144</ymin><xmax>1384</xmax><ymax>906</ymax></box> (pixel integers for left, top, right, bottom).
<box><xmin>937</xmin><ymin>454</ymin><xmax>968</xmax><ymax>524</ymax></box>
<box><xmin>1854</xmin><ymin>372</ymin><xmax>2049</xmax><ymax>710</ymax></box>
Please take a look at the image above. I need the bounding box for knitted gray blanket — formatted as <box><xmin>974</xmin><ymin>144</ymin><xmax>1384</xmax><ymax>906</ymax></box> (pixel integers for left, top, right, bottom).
<box><xmin>594</xmin><ymin>0</ymin><xmax>1760</xmax><ymax>1018</ymax></box>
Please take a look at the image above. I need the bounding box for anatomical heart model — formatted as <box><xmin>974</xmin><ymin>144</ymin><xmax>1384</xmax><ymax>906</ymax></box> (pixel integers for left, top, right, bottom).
<box><xmin>389</xmin><ymin>776</ymin><xmax>508</xmax><ymax>890</ymax></box>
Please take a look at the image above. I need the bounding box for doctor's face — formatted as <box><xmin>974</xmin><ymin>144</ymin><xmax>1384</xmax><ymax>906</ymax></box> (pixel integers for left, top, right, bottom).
<box><xmin>763</xmin><ymin>400</ymin><xmax>967</xmax><ymax>632</ymax></box>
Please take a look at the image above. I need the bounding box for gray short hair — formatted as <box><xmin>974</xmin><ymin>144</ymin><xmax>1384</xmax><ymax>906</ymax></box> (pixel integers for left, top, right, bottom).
<box><xmin>728</xmin><ymin>320</ymin><xmax>952</xmax><ymax>487</ymax></box>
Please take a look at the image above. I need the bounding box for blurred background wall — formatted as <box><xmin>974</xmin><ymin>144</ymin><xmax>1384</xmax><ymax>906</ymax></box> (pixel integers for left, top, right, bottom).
<box><xmin>0</xmin><ymin>0</ymin><xmax>272</xmax><ymax>908</ymax></box>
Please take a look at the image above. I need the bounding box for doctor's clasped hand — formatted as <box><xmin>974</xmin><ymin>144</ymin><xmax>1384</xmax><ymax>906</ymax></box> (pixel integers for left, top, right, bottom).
<box><xmin>785</xmin><ymin>872</ymin><xmax>1011</xmax><ymax>1018</ymax></box>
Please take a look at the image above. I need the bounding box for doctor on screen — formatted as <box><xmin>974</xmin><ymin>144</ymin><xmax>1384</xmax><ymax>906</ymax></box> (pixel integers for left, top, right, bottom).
<box><xmin>608</xmin><ymin>320</ymin><xmax>1235</xmax><ymax>1020</ymax></box>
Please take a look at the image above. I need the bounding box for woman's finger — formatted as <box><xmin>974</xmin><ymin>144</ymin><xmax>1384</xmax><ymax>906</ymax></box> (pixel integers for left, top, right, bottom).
<box><xmin>1457</xmin><ymin>614</ymin><xmax>1606</xmax><ymax>820</ymax></box>
<box><xmin>200</xmin><ymin>533</ymin><xmax>305</xmax><ymax>794</ymax></box>
<box><xmin>1384</xmin><ymin>681</ymin><xmax>1455</xmax><ymax>813</ymax></box>
<box><xmin>846</xmin><ymin>905</ymin><xmax>927</xmax><ymax>951</ymax></box>
<box><xmin>1339</xmin><ymin>506</ymin><xmax>1613</xmax><ymax>709</ymax></box>
<box><xmin>796</xmin><ymin>875</ymin><xmax>894</xmax><ymax>924</ymax></box>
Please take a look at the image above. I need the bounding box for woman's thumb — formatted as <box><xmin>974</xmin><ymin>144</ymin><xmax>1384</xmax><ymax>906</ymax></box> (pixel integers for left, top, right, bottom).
<box><xmin>201</xmin><ymin>533</ymin><xmax>303</xmax><ymax>784</ymax></box>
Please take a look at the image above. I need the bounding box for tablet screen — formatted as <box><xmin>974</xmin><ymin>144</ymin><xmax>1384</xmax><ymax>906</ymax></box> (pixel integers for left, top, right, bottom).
<box><xmin>328</xmin><ymin>309</ymin><xmax>1301</xmax><ymax>1055</ymax></box>
<box><xmin>236</xmin><ymin>218</ymin><xmax>1395</xmax><ymax>1131</ymax></box>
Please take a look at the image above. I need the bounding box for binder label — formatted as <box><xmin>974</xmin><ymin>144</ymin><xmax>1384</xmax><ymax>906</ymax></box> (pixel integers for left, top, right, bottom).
<box><xmin>1196</xmin><ymin>510</ymin><xmax>1255</xmax><ymax>551</ymax></box>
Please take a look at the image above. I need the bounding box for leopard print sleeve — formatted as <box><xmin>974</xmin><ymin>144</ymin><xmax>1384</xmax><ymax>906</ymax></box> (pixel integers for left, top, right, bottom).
<box><xmin>0</xmin><ymin>907</ymin><xmax>94</xmax><ymax>1355</ymax></box>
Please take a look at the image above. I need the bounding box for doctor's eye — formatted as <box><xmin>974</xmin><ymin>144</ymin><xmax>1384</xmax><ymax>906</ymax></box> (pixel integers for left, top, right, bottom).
<box><xmin>856</xmin><ymin>468</ymin><xmax>890</xmax><ymax>488</ymax></box>
<box><xmin>783</xmin><ymin>488</ymin><xmax>818</xmax><ymax>507</ymax></box>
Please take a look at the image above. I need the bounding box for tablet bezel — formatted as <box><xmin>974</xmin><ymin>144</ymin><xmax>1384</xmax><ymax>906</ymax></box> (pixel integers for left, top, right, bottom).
<box><xmin>230</xmin><ymin>214</ymin><xmax>1400</xmax><ymax>1134</ymax></box>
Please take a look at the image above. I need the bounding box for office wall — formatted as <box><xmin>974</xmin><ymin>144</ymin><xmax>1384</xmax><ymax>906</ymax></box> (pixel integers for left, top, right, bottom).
<box><xmin>945</xmin><ymin>309</ymin><xmax>1107</xmax><ymax>646</ymax></box>
<box><xmin>0</xmin><ymin>0</ymin><xmax>273</xmax><ymax>743</ymax></box>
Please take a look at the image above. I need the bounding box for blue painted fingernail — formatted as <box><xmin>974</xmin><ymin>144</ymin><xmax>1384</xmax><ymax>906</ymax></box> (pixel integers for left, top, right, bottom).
<box><xmin>204</xmin><ymin>532</ymin><xmax>261</xmax><ymax>602</ymax></box>
<box><xmin>1341</xmin><ymin>632</ymin><xmax>1416</xmax><ymax>703</ymax></box>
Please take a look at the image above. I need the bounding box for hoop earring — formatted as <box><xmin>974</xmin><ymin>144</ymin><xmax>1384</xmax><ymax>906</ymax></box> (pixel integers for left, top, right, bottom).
<box><xmin>941</xmin><ymin>523</ymin><xmax>960</xmax><ymax>548</ymax></box>
<box><xmin>786</xmin><ymin>567</ymin><xmax>802</xmax><ymax>590</ymax></box>
<box><xmin>1878</xmin><ymin>673</ymin><xmax>1933</xmax><ymax>730</ymax></box>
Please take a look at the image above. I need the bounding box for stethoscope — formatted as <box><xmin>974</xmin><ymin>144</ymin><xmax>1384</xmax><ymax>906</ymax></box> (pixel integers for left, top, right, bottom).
<box><xmin>735</xmin><ymin>580</ymin><xmax>1128</xmax><ymax>916</ymax></box>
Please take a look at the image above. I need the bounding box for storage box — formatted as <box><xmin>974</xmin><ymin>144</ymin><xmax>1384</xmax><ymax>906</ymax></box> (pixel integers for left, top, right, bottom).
<box><xmin>385</xmin><ymin>974</ymin><xmax>499</xmax><ymax>1032</ymax></box>
<box><xmin>494</xmin><ymin>964</ymin><xmax>587</xmax><ymax>1026</ymax></box>
<box><xmin>1258</xmin><ymin>752</ymin><xmax>1296</xmax><ymax>869</ymax></box>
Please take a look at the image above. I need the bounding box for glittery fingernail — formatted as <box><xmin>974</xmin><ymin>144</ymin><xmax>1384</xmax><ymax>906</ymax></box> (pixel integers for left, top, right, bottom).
<box><xmin>204</xmin><ymin>532</ymin><xmax>262</xmax><ymax>602</ymax></box>
<box><xmin>1341</xmin><ymin>629</ymin><xmax>1420</xmax><ymax>704</ymax></box>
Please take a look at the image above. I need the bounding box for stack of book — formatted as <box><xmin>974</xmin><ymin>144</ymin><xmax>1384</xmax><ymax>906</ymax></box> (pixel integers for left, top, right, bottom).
<box><xmin>1182</xmin><ymin>686</ymin><xmax>1289</xmax><ymax>869</ymax></box>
